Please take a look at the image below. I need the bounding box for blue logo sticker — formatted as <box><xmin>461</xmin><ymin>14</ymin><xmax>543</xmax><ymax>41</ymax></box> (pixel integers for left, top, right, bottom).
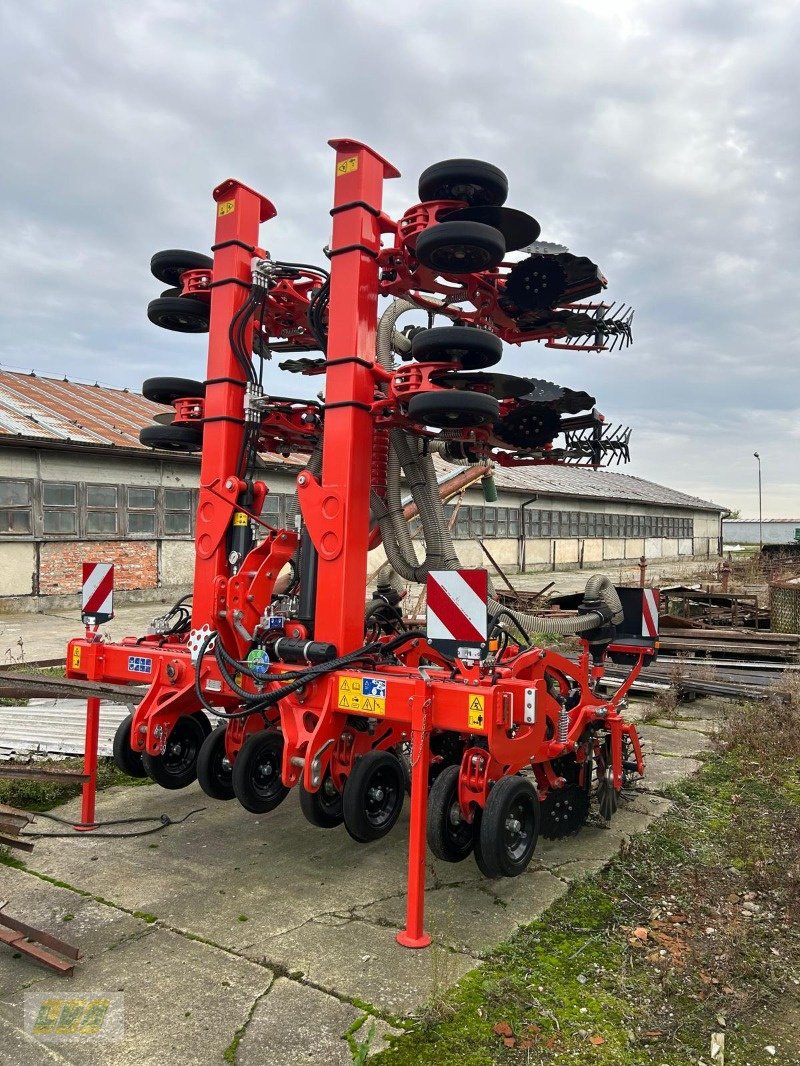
<box><xmin>362</xmin><ymin>677</ymin><xmax>386</xmax><ymax>698</ymax></box>
<box><xmin>128</xmin><ymin>655</ymin><xmax>153</xmax><ymax>675</ymax></box>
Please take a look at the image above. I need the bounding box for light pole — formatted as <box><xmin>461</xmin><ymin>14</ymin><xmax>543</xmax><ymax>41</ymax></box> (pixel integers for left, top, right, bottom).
<box><xmin>753</xmin><ymin>452</ymin><xmax>762</xmax><ymax>550</ymax></box>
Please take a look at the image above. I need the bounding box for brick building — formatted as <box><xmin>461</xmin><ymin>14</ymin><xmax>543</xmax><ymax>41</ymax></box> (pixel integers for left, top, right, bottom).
<box><xmin>0</xmin><ymin>370</ymin><xmax>726</xmax><ymax>610</ymax></box>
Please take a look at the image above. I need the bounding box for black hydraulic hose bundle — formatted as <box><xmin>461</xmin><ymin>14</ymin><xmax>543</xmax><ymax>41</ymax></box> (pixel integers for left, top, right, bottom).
<box><xmin>194</xmin><ymin>628</ymin><xmax>427</xmax><ymax>722</ymax></box>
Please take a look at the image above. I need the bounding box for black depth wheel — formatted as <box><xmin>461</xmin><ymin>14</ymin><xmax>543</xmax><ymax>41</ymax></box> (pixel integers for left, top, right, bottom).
<box><xmin>139</xmin><ymin>424</ymin><xmax>203</xmax><ymax>452</ymax></box>
<box><xmin>418</xmin><ymin>159</ymin><xmax>508</xmax><ymax>207</ymax></box>
<box><xmin>151</xmin><ymin>249</ymin><xmax>213</xmax><ymax>287</ymax></box>
<box><xmin>540</xmin><ymin>784</ymin><xmax>590</xmax><ymax>839</ymax></box>
<box><xmin>415</xmin><ymin>221</ymin><xmax>505</xmax><ymax>275</ymax></box>
<box><xmin>141</xmin><ymin>714</ymin><xmax>205</xmax><ymax>790</ymax></box>
<box><xmin>478</xmin><ymin>776</ymin><xmax>540</xmax><ymax>878</ymax></box>
<box><xmin>299</xmin><ymin>773</ymin><xmax>344</xmax><ymax>829</ymax></box>
<box><xmin>411</xmin><ymin>326</ymin><xmax>502</xmax><ymax>370</ymax></box>
<box><xmin>147</xmin><ymin>296</ymin><xmax>210</xmax><ymax>333</ymax></box>
<box><xmin>196</xmin><ymin>725</ymin><xmax>235</xmax><ymax>801</ymax></box>
<box><xmin>472</xmin><ymin>810</ymin><xmax>500</xmax><ymax>878</ymax></box>
<box><xmin>342</xmin><ymin>750</ymin><xmax>405</xmax><ymax>843</ymax></box>
<box><xmin>111</xmin><ymin>713</ymin><xmax>147</xmax><ymax>779</ymax></box>
<box><xmin>232</xmin><ymin>730</ymin><xmax>290</xmax><ymax>814</ymax></box>
<box><xmin>408</xmin><ymin>390</ymin><xmax>499</xmax><ymax>429</ymax></box>
<box><xmin>142</xmin><ymin>377</ymin><xmax>206</xmax><ymax>405</ymax></box>
<box><xmin>427</xmin><ymin>765</ymin><xmax>474</xmax><ymax>863</ymax></box>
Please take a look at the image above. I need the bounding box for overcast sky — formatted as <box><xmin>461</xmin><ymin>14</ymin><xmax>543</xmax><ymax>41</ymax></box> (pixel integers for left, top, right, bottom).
<box><xmin>1</xmin><ymin>0</ymin><xmax>797</xmax><ymax>516</ymax></box>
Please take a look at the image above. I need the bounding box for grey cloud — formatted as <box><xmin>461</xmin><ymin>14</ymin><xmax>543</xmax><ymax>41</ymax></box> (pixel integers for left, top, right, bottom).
<box><xmin>0</xmin><ymin>0</ymin><xmax>797</xmax><ymax>516</ymax></box>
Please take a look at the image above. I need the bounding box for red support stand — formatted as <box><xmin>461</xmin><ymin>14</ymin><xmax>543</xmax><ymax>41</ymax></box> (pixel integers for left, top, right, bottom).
<box><xmin>75</xmin><ymin>695</ymin><xmax>100</xmax><ymax>831</ymax></box>
<box><xmin>397</xmin><ymin>684</ymin><xmax>432</xmax><ymax>949</ymax></box>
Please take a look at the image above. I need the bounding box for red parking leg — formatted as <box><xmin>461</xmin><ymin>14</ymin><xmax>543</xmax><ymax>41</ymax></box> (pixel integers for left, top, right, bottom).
<box><xmin>76</xmin><ymin>696</ymin><xmax>100</xmax><ymax>830</ymax></box>
<box><xmin>397</xmin><ymin>688</ymin><xmax>432</xmax><ymax>949</ymax></box>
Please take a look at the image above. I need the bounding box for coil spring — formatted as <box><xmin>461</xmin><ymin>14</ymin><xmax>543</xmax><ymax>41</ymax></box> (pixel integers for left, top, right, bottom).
<box><xmin>371</xmin><ymin>427</ymin><xmax>389</xmax><ymax>501</ymax></box>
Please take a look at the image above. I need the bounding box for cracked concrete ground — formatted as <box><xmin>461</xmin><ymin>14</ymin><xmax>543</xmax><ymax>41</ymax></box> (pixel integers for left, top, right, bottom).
<box><xmin>0</xmin><ymin>699</ymin><xmax>718</xmax><ymax>1064</ymax></box>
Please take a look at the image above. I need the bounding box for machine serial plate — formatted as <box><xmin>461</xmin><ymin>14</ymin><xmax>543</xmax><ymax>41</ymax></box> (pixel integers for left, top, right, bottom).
<box><xmin>337</xmin><ymin>675</ymin><xmax>386</xmax><ymax>715</ymax></box>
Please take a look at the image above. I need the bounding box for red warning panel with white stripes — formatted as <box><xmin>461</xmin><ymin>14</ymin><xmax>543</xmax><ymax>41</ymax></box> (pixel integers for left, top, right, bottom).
<box><xmin>82</xmin><ymin>562</ymin><xmax>114</xmax><ymax>623</ymax></box>
<box><xmin>426</xmin><ymin>569</ymin><xmax>488</xmax><ymax>660</ymax></box>
<box><xmin>641</xmin><ymin>588</ymin><xmax>659</xmax><ymax>638</ymax></box>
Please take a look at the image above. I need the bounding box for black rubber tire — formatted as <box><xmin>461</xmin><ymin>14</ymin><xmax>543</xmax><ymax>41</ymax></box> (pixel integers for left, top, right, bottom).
<box><xmin>342</xmin><ymin>750</ymin><xmax>405</xmax><ymax>843</ymax></box>
<box><xmin>472</xmin><ymin>811</ymin><xmax>500</xmax><ymax>878</ymax></box>
<box><xmin>111</xmin><ymin>713</ymin><xmax>147</xmax><ymax>779</ymax></box>
<box><xmin>408</xmin><ymin>390</ymin><xmax>499</xmax><ymax>429</ymax></box>
<box><xmin>418</xmin><ymin>159</ymin><xmax>508</xmax><ymax>207</ymax></box>
<box><xmin>411</xmin><ymin>326</ymin><xmax>502</xmax><ymax>370</ymax></box>
<box><xmin>196</xmin><ymin>725</ymin><xmax>235</xmax><ymax>801</ymax></box>
<box><xmin>141</xmin><ymin>714</ymin><xmax>205</xmax><ymax>790</ymax></box>
<box><xmin>191</xmin><ymin>710</ymin><xmax>212</xmax><ymax>738</ymax></box>
<box><xmin>147</xmin><ymin>296</ymin><xmax>210</xmax><ymax>333</ymax></box>
<box><xmin>151</xmin><ymin>249</ymin><xmax>213</xmax><ymax>287</ymax></box>
<box><xmin>161</xmin><ymin>287</ymin><xmax>183</xmax><ymax>298</ymax></box>
<box><xmin>426</xmin><ymin>765</ymin><xmax>474</xmax><ymax>863</ymax></box>
<box><xmin>139</xmin><ymin>424</ymin><xmax>203</xmax><ymax>452</ymax></box>
<box><xmin>298</xmin><ymin>773</ymin><xmax>344</xmax><ymax>829</ymax></box>
<box><xmin>415</xmin><ymin>221</ymin><xmax>506</xmax><ymax>275</ymax></box>
<box><xmin>478</xmin><ymin>776</ymin><xmax>540</xmax><ymax>878</ymax></box>
<box><xmin>142</xmin><ymin>377</ymin><xmax>206</xmax><ymax>405</ymax></box>
<box><xmin>232</xmin><ymin>730</ymin><xmax>290</xmax><ymax>815</ymax></box>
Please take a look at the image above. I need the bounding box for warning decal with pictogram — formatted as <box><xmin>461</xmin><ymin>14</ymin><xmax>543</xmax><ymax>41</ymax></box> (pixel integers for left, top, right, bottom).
<box><xmin>81</xmin><ymin>562</ymin><xmax>114</xmax><ymax>624</ymax></box>
<box><xmin>426</xmin><ymin>569</ymin><xmax>488</xmax><ymax>660</ymax></box>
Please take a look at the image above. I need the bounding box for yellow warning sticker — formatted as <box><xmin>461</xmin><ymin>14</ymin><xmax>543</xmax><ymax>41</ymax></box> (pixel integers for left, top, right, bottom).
<box><xmin>336</xmin><ymin>156</ymin><xmax>359</xmax><ymax>177</ymax></box>
<box><xmin>232</xmin><ymin>512</ymin><xmax>249</xmax><ymax>526</ymax></box>
<box><xmin>338</xmin><ymin>674</ymin><xmax>385</xmax><ymax>715</ymax></box>
<box><xmin>71</xmin><ymin>646</ymin><xmax>82</xmax><ymax>670</ymax></box>
<box><xmin>217</xmin><ymin>198</ymin><xmax>235</xmax><ymax>217</ymax></box>
<box><xmin>468</xmin><ymin>694</ymin><xmax>486</xmax><ymax>730</ymax></box>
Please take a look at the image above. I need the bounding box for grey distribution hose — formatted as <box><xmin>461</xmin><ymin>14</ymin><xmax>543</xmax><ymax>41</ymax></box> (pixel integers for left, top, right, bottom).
<box><xmin>371</xmin><ymin>300</ymin><xmax>624</xmax><ymax>640</ymax></box>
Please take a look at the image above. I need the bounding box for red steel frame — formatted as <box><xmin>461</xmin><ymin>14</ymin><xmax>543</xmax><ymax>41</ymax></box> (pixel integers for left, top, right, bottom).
<box><xmin>67</xmin><ymin>140</ymin><xmax>651</xmax><ymax>948</ymax></box>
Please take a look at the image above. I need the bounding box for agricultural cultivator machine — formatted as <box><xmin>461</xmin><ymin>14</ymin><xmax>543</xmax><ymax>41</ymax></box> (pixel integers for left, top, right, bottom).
<box><xmin>68</xmin><ymin>141</ymin><xmax>655</xmax><ymax>947</ymax></box>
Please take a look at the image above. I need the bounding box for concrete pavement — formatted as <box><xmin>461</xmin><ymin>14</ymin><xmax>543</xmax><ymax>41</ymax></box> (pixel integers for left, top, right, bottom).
<box><xmin>0</xmin><ymin>700</ymin><xmax>718</xmax><ymax>1064</ymax></box>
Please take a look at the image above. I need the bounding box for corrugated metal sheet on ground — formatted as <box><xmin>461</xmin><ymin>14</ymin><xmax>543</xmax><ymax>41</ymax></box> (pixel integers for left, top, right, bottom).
<box><xmin>0</xmin><ymin>700</ymin><xmax>131</xmax><ymax>757</ymax></box>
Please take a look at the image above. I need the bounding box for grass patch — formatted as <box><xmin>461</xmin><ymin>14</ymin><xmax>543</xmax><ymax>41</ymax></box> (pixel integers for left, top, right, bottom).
<box><xmin>0</xmin><ymin>756</ymin><xmax>152</xmax><ymax>813</ymax></box>
<box><xmin>373</xmin><ymin>694</ymin><xmax>800</xmax><ymax>1065</ymax></box>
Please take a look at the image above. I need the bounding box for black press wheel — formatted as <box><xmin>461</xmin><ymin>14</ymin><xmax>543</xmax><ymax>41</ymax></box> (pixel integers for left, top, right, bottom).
<box><xmin>427</xmin><ymin>765</ymin><xmax>474</xmax><ymax>863</ymax></box>
<box><xmin>232</xmin><ymin>730</ymin><xmax>290</xmax><ymax>814</ymax></box>
<box><xmin>299</xmin><ymin>773</ymin><xmax>344</xmax><ymax>829</ymax></box>
<box><xmin>111</xmin><ymin>713</ymin><xmax>147</xmax><ymax>779</ymax></box>
<box><xmin>408</xmin><ymin>390</ymin><xmax>499</xmax><ymax>429</ymax></box>
<box><xmin>150</xmin><ymin>249</ymin><xmax>213</xmax><ymax>287</ymax></box>
<box><xmin>142</xmin><ymin>377</ymin><xmax>207</xmax><ymax>405</ymax></box>
<box><xmin>411</xmin><ymin>326</ymin><xmax>503</xmax><ymax>370</ymax></box>
<box><xmin>196</xmin><ymin>725</ymin><xmax>235</xmax><ymax>801</ymax></box>
<box><xmin>139</xmin><ymin>424</ymin><xmax>203</xmax><ymax>452</ymax></box>
<box><xmin>472</xmin><ymin>810</ymin><xmax>500</xmax><ymax>878</ymax></box>
<box><xmin>418</xmin><ymin>159</ymin><xmax>508</xmax><ymax>207</ymax></box>
<box><xmin>141</xmin><ymin>714</ymin><xmax>205</xmax><ymax>790</ymax></box>
<box><xmin>477</xmin><ymin>776</ymin><xmax>540</xmax><ymax>878</ymax></box>
<box><xmin>342</xmin><ymin>750</ymin><xmax>405</xmax><ymax>843</ymax></box>
<box><xmin>415</xmin><ymin>221</ymin><xmax>505</xmax><ymax>275</ymax></box>
<box><xmin>147</xmin><ymin>296</ymin><xmax>210</xmax><ymax>333</ymax></box>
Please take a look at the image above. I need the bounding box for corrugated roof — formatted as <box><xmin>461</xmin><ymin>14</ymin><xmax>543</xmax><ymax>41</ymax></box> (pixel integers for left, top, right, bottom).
<box><xmin>0</xmin><ymin>370</ymin><xmax>305</xmax><ymax>466</ymax></box>
<box><xmin>461</xmin><ymin>462</ymin><xmax>726</xmax><ymax>513</ymax></box>
<box><xmin>0</xmin><ymin>370</ymin><xmax>160</xmax><ymax>449</ymax></box>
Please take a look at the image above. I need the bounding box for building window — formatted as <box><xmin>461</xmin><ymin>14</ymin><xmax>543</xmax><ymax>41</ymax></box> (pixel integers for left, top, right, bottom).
<box><xmin>43</xmin><ymin>482</ymin><xmax>77</xmax><ymax>534</ymax></box>
<box><xmin>0</xmin><ymin>479</ymin><xmax>32</xmax><ymax>533</ymax></box>
<box><xmin>127</xmin><ymin>486</ymin><xmax>156</xmax><ymax>536</ymax></box>
<box><xmin>164</xmin><ymin>487</ymin><xmax>193</xmax><ymax>536</ymax></box>
<box><xmin>508</xmin><ymin>510</ymin><xmax>520</xmax><ymax>537</ymax></box>
<box><xmin>86</xmin><ymin>484</ymin><xmax>118</xmax><ymax>535</ymax></box>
